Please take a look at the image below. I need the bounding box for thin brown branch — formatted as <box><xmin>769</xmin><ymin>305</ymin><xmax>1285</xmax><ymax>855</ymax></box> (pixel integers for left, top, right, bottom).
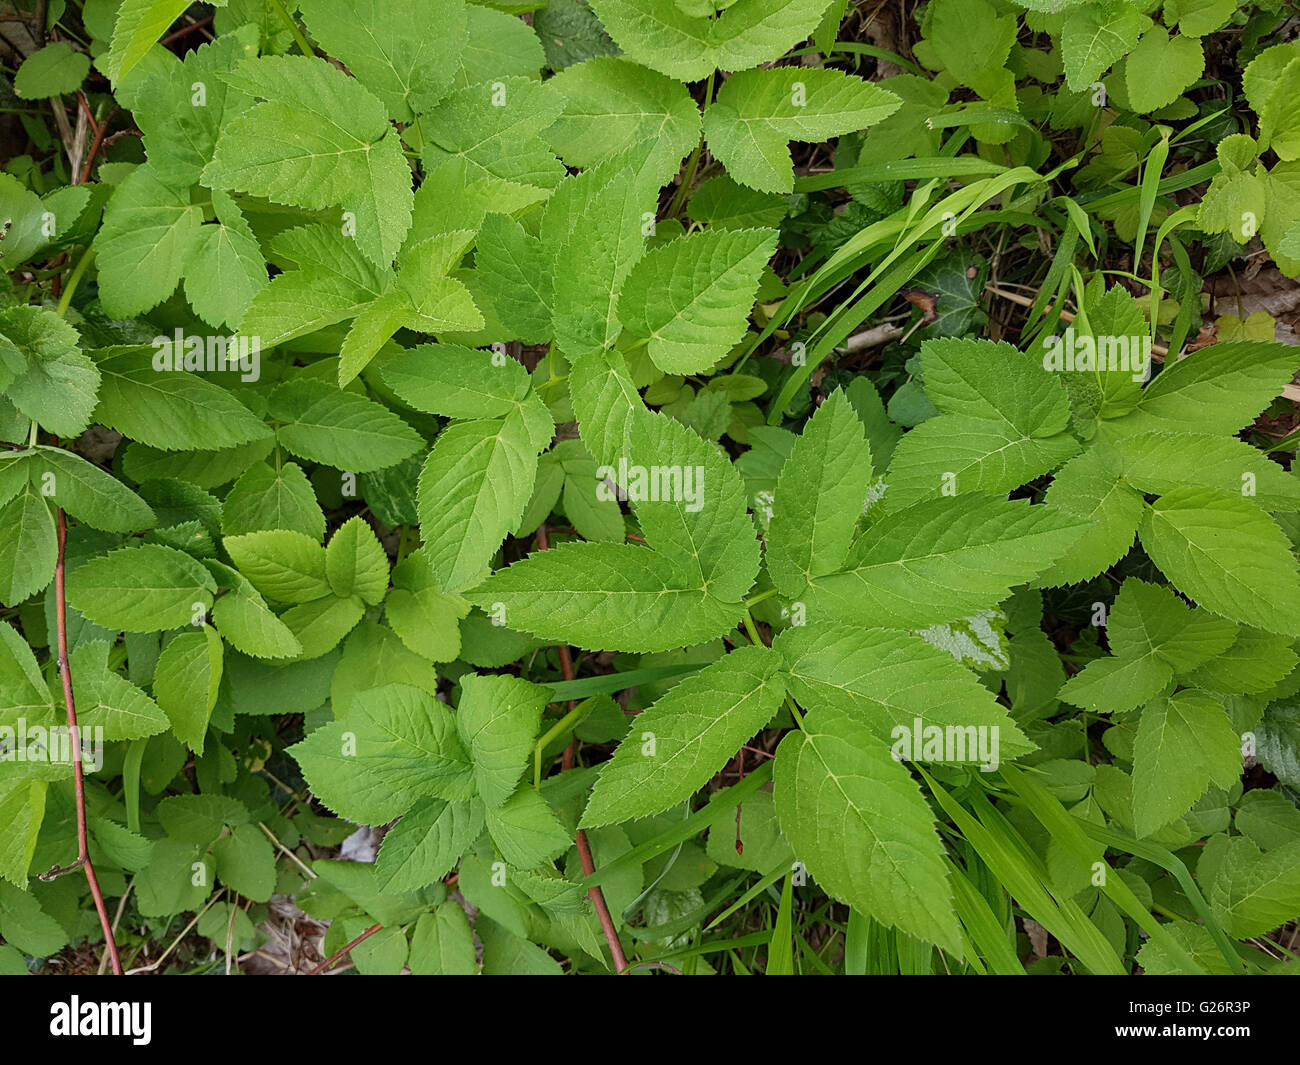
<box><xmin>307</xmin><ymin>921</ymin><xmax>382</xmax><ymax>974</ymax></box>
<box><xmin>536</xmin><ymin>522</ymin><xmax>630</xmax><ymax>975</ymax></box>
<box><xmin>51</xmin><ymin>508</ymin><xmax>123</xmax><ymax>975</ymax></box>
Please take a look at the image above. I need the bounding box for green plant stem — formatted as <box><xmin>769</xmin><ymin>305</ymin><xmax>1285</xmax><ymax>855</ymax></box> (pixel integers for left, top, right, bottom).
<box><xmin>666</xmin><ymin>70</ymin><xmax>715</xmax><ymax>220</ymax></box>
<box><xmin>55</xmin><ymin>247</ymin><xmax>93</xmax><ymax>317</ymax></box>
<box><xmin>268</xmin><ymin>0</ymin><xmax>314</xmax><ymax>56</ymax></box>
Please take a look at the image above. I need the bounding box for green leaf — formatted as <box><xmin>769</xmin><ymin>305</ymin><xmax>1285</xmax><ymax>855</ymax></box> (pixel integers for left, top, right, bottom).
<box><xmin>419</xmin><ymin>77</ymin><xmax>565</xmax><ymax>211</ymax></box>
<box><xmin>766</xmin><ymin>390</ymin><xmax>874</xmax><ymax>598</ymax></box>
<box><xmin>703</xmin><ymin>67</ymin><xmax>899</xmax><ymax>193</ymax></box>
<box><xmin>1124</xmin><ymin>28</ymin><xmax>1203</xmax><ymax>114</ymax></box>
<box><xmin>545</xmin><ymin>56</ymin><xmax>700</xmax><ymax>176</ymax></box>
<box><xmin>587</xmin><ymin>0</ymin><xmax>841</xmax><ymax>82</ymax></box>
<box><xmin>582</xmin><ymin>644</ymin><xmax>785</xmax><ymax>826</ymax></box>
<box><xmin>384</xmin><ymin>551</ymin><xmax>468</xmax><ymax>663</ymax></box>
<box><xmin>617</xmin><ymin>227</ymin><xmax>777</xmax><ymax>374</ymax></box>
<box><xmin>1061</xmin><ymin>1</ymin><xmax>1150</xmax><ymax>90</ymax></box>
<box><xmin>417</xmin><ymin>408</ymin><xmax>548</xmax><ymax>594</ymax></box>
<box><xmin>212</xmin><ymin>823</ymin><xmax>276</xmax><ymax>902</ymax></box>
<box><xmin>776</xmin><ymin>623</ymin><xmax>1033</xmax><ymax>761</ymax></box>
<box><xmin>69</xmin><ymin>642</ymin><xmax>170</xmax><ymax>740</ymax></box>
<box><xmin>153</xmin><ymin>625</ymin><xmax>224</xmax><ymax>753</ymax></box>
<box><xmin>220</xmin><ymin>461</ymin><xmax>325</xmax><ymax>540</ymax></box>
<box><xmin>484</xmin><ymin>787</ymin><xmax>572</xmax><ymax>868</ymax></box>
<box><xmin>289</xmin><ymin>683</ymin><xmax>475</xmax><ymax>823</ymax></box>
<box><xmin>0</xmin><ymin>307</ymin><xmax>100</xmax><ymax>439</ymax></box>
<box><xmin>14</xmin><ymin>42</ymin><xmax>90</xmax><ymax>99</ymax></box>
<box><xmin>549</xmin><ymin>156</ymin><xmax>656</xmax><ymax>356</ymax></box>
<box><xmin>203</xmin><ymin>56</ymin><xmax>413</xmax><ymax>267</ymax></box>
<box><xmin>773</xmin><ymin>705</ymin><xmax>961</xmax><ymax>953</ymax></box>
<box><xmin>467</xmin><ymin>540</ymin><xmax>744</xmax><ymax>653</ymax></box>
<box><xmin>1112</xmin><ymin>430</ymin><xmax>1300</xmax><ymax>512</ymax></box>
<box><xmin>383</xmin><ymin>342</ymin><xmax>532</xmax><ymax>420</ymax></box>
<box><xmin>92</xmin><ymin>346</ymin><xmax>272</xmax><ymax>452</ymax></box>
<box><xmin>469</xmin><ymin>214</ymin><xmax>553</xmax><ymax>344</ymax></box>
<box><xmin>35</xmin><ymin>447</ymin><xmax>155</xmax><ymax>533</ymax></box>
<box><xmin>0</xmin><ymin>484</ymin><xmax>56</xmax><ymax>604</ymax></box>
<box><xmin>184</xmin><ymin>193</ymin><xmax>267</xmax><ymax>331</ymax></box>
<box><xmin>280</xmin><ymin>594</ymin><xmax>366</xmax><ymax>659</ymax></box>
<box><xmin>1210</xmin><ymin>837</ymin><xmax>1300</xmax><ymax>938</ymax></box>
<box><xmin>375</xmin><ymin>799</ymin><xmax>485</xmax><ymax>892</ymax></box>
<box><xmin>103</xmin><ymin>0</ymin><xmax>189</xmax><ymax>83</ymax></box>
<box><xmin>206</xmin><ymin>560</ymin><xmax>304</xmax><ymax>660</ymax></box>
<box><xmin>225</xmin><ymin>529</ymin><xmax>331</xmax><ymax>604</ymax></box>
<box><xmin>534</xmin><ymin>0</ymin><xmax>621</xmax><ymax>71</ymax></box>
<box><xmin>325</xmin><ymin>516</ymin><xmax>390</xmax><ymax>606</ymax></box>
<box><xmin>1139</xmin><ymin>488</ymin><xmax>1300</xmax><ymax>636</ymax></box>
<box><xmin>805</xmin><ymin>496</ymin><xmax>1087</xmax><ymax>630</ymax></box>
<box><xmin>1035</xmin><ymin>444</ymin><xmax>1144</xmax><ymax>587</ymax></box>
<box><xmin>298</xmin><ymin>0</ymin><xmax>467</xmax><ymax>121</ymax></box>
<box><xmin>93</xmin><ymin>164</ymin><xmax>204</xmax><ymax>319</ymax></box>
<box><xmin>1059</xmin><ymin>578</ymin><xmax>1238</xmax><ymax>712</ymax></box>
<box><xmin>1131</xmin><ymin>689</ymin><xmax>1240</xmax><ymax>836</ymax></box>
<box><xmin>67</xmin><ymin>543</ymin><xmax>217</xmax><ymax>632</ymax></box>
<box><xmin>269</xmin><ymin>379</ymin><xmax>422</xmax><ymax>474</ymax></box>
<box><xmin>408</xmin><ymin>902</ymin><xmax>478</xmax><ymax>974</ymax></box>
<box><xmin>456</xmin><ymin>673</ymin><xmax>548</xmax><ymax>808</ymax></box>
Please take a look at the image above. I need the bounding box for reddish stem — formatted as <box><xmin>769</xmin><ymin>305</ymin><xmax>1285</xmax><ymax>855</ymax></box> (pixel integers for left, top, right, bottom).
<box><xmin>307</xmin><ymin>921</ymin><xmax>383</xmax><ymax>975</ymax></box>
<box><xmin>52</xmin><ymin>509</ymin><xmax>123</xmax><ymax>974</ymax></box>
<box><xmin>536</xmin><ymin>524</ymin><xmax>630</xmax><ymax>974</ymax></box>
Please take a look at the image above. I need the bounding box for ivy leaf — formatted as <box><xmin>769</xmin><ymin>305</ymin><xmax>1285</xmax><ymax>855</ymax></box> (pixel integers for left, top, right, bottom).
<box><xmin>617</xmin><ymin>227</ymin><xmax>777</xmax><ymax>374</ymax></box>
<box><xmin>582</xmin><ymin>645</ymin><xmax>785</xmax><ymax>826</ymax></box>
<box><xmin>703</xmin><ymin>68</ymin><xmax>900</xmax><ymax>193</ymax></box>
<box><xmin>587</xmin><ymin>0</ymin><xmax>841</xmax><ymax>82</ymax></box>
<box><xmin>67</xmin><ymin>543</ymin><xmax>217</xmax><ymax>632</ymax></box>
<box><xmin>203</xmin><ymin>56</ymin><xmax>413</xmax><ymax>268</ymax></box>
<box><xmin>1139</xmin><ymin>488</ymin><xmax>1300</xmax><ymax>637</ymax></box>
<box><xmin>773</xmin><ymin>705</ymin><xmax>962</xmax><ymax>953</ymax></box>
<box><xmin>289</xmin><ymin>683</ymin><xmax>475</xmax><ymax>824</ymax></box>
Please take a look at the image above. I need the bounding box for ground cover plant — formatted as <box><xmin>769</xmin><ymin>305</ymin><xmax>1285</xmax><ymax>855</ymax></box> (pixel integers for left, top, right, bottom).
<box><xmin>0</xmin><ymin>0</ymin><xmax>1298</xmax><ymax>978</ymax></box>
